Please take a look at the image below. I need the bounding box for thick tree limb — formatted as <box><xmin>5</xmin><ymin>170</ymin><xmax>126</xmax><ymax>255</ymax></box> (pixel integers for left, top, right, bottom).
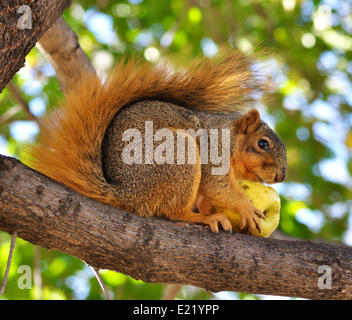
<box><xmin>37</xmin><ymin>17</ymin><xmax>96</xmax><ymax>92</ymax></box>
<box><xmin>0</xmin><ymin>154</ymin><xmax>352</xmax><ymax>299</ymax></box>
<box><xmin>0</xmin><ymin>0</ymin><xmax>71</xmax><ymax>93</ymax></box>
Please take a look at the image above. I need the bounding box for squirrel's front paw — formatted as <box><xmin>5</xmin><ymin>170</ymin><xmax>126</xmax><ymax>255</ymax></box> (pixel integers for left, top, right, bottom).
<box><xmin>237</xmin><ymin>202</ymin><xmax>264</xmax><ymax>235</ymax></box>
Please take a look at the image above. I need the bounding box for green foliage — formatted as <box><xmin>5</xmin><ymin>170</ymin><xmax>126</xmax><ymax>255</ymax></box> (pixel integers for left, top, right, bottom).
<box><xmin>0</xmin><ymin>0</ymin><xmax>351</xmax><ymax>300</ymax></box>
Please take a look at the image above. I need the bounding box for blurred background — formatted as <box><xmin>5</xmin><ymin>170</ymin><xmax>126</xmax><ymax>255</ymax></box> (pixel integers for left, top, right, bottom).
<box><xmin>0</xmin><ymin>0</ymin><xmax>351</xmax><ymax>300</ymax></box>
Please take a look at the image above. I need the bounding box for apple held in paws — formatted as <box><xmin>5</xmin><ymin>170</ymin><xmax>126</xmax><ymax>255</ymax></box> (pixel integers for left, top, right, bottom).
<box><xmin>216</xmin><ymin>181</ymin><xmax>281</xmax><ymax>237</ymax></box>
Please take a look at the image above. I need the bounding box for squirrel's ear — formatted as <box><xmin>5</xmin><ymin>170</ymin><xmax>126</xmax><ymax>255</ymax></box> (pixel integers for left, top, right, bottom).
<box><xmin>235</xmin><ymin>109</ymin><xmax>260</xmax><ymax>134</ymax></box>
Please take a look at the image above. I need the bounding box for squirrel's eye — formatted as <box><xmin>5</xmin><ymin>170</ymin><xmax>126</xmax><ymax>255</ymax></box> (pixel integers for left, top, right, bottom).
<box><xmin>258</xmin><ymin>139</ymin><xmax>269</xmax><ymax>151</ymax></box>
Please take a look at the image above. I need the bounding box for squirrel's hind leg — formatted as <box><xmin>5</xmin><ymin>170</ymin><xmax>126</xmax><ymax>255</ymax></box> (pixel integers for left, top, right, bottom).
<box><xmin>194</xmin><ymin>193</ymin><xmax>212</xmax><ymax>215</ymax></box>
<box><xmin>160</xmin><ymin>129</ymin><xmax>232</xmax><ymax>233</ymax></box>
<box><xmin>166</xmin><ymin>182</ymin><xmax>232</xmax><ymax>232</ymax></box>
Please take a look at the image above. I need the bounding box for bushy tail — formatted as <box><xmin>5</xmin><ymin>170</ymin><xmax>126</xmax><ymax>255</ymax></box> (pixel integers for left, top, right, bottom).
<box><xmin>29</xmin><ymin>51</ymin><xmax>269</xmax><ymax>207</ymax></box>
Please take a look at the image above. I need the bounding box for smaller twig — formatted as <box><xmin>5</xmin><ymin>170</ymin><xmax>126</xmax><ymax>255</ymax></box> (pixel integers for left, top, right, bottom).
<box><xmin>162</xmin><ymin>284</ymin><xmax>182</xmax><ymax>300</ymax></box>
<box><xmin>114</xmin><ymin>280</ymin><xmax>126</xmax><ymax>300</ymax></box>
<box><xmin>227</xmin><ymin>0</ymin><xmax>237</xmax><ymax>41</ymax></box>
<box><xmin>91</xmin><ymin>267</ymin><xmax>112</xmax><ymax>300</ymax></box>
<box><xmin>202</xmin><ymin>4</ymin><xmax>226</xmax><ymax>44</ymax></box>
<box><xmin>0</xmin><ymin>105</ymin><xmax>22</xmax><ymax>124</ymax></box>
<box><xmin>0</xmin><ymin>231</ymin><xmax>17</xmax><ymax>296</ymax></box>
<box><xmin>7</xmin><ymin>82</ymin><xmax>41</xmax><ymax>127</ymax></box>
<box><xmin>159</xmin><ymin>5</ymin><xmax>189</xmax><ymax>55</ymax></box>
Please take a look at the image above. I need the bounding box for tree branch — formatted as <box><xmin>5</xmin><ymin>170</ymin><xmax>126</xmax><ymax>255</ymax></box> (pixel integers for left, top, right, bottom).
<box><xmin>37</xmin><ymin>17</ymin><xmax>96</xmax><ymax>92</ymax></box>
<box><xmin>0</xmin><ymin>154</ymin><xmax>351</xmax><ymax>299</ymax></box>
<box><xmin>0</xmin><ymin>0</ymin><xmax>71</xmax><ymax>93</ymax></box>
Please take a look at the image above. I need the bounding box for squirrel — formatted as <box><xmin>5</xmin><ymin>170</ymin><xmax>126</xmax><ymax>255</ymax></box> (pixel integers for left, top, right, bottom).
<box><xmin>29</xmin><ymin>51</ymin><xmax>287</xmax><ymax>235</ymax></box>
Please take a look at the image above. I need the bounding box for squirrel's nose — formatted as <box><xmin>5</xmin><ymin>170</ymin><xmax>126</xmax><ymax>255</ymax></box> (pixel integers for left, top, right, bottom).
<box><xmin>274</xmin><ymin>170</ymin><xmax>286</xmax><ymax>183</ymax></box>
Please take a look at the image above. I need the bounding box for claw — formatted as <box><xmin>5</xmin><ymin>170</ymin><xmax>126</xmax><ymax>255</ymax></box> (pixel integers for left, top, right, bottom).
<box><xmin>255</xmin><ymin>209</ymin><xmax>265</xmax><ymax>219</ymax></box>
<box><xmin>236</xmin><ymin>205</ymin><xmax>263</xmax><ymax>235</ymax></box>
<box><xmin>254</xmin><ymin>216</ymin><xmax>262</xmax><ymax>233</ymax></box>
<box><xmin>240</xmin><ymin>217</ymin><xmax>247</xmax><ymax>230</ymax></box>
<box><xmin>206</xmin><ymin>214</ymin><xmax>232</xmax><ymax>233</ymax></box>
<box><xmin>221</xmin><ymin>218</ymin><xmax>232</xmax><ymax>232</ymax></box>
<box><xmin>209</xmin><ymin>221</ymin><xmax>219</xmax><ymax>233</ymax></box>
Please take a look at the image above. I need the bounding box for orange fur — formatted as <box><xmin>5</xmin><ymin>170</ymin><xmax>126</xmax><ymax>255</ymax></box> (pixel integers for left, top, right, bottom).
<box><xmin>29</xmin><ymin>52</ymin><xmax>268</xmax><ymax>208</ymax></box>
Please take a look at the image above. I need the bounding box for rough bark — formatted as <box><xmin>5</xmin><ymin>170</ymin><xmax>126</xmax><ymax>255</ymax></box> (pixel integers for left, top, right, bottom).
<box><xmin>37</xmin><ymin>17</ymin><xmax>96</xmax><ymax>92</ymax></box>
<box><xmin>0</xmin><ymin>154</ymin><xmax>351</xmax><ymax>300</ymax></box>
<box><xmin>0</xmin><ymin>0</ymin><xmax>71</xmax><ymax>93</ymax></box>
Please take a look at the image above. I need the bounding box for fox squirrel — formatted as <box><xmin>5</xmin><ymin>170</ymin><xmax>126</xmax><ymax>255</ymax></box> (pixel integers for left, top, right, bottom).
<box><xmin>30</xmin><ymin>51</ymin><xmax>287</xmax><ymax>235</ymax></box>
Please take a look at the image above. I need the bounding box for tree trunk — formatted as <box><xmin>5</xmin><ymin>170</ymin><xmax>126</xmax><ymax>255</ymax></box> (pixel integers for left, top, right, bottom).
<box><xmin>0</xmin><ymin>0</ymin><xmax>71</xmax><ymax>92</ymax></box>
<box><xmin>0</xmin><ymin>154</ymin><xmax>351</xmax><ymax>300</ymax></box>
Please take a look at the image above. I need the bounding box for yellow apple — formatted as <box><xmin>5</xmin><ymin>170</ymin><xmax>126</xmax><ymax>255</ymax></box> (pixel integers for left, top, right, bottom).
<box><xmin>216</xmin><ymin>181</ymin><xmax>281</xmax><ymax>237</ymax></box>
